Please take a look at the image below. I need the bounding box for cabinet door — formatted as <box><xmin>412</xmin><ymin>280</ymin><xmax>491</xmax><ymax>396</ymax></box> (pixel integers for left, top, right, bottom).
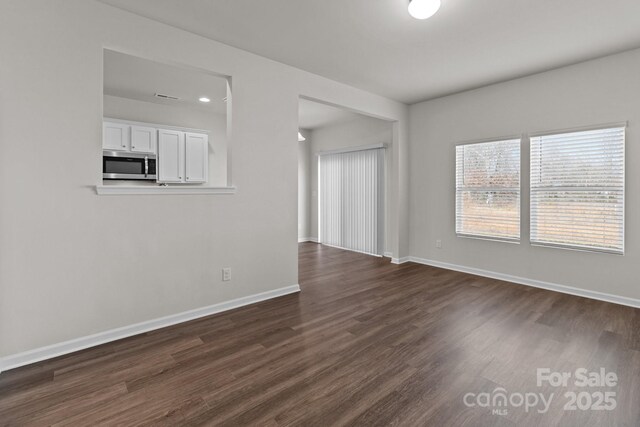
<box><xmin>185</xmin><ymin>132</ymin><xmax>209</xmax><ymax>183</ymax></box>
<box><xmin>157</xmin><ymin>130</ymin><xmax>184</xmax><ymax>183</ymax></box>
<box><xmin>130</xmin><ymin>125</ymin><xmax>157</xmax><ymax>154</ymax></box>
<box><xmin>103</xmin><ymin>122</ymin><xmax>130</xmax><ymax>151</ymax></box>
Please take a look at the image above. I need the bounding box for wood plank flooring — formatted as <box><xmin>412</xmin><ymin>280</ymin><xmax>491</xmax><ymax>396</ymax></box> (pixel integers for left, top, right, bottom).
<box><xmin>1</xmin><ymin>242</ymin><xmax>639</xmax><ymax>426</ymax></box>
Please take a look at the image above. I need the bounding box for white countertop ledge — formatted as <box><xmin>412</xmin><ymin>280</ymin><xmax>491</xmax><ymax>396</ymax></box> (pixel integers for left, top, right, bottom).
<box><xmin>96</xmin><ymin>185</ymin><xmax>237</xmax><ymax>195</ymax></box>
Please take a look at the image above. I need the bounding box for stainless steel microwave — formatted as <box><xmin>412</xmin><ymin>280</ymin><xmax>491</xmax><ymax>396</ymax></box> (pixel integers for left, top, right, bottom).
<box><xmin>103</xmin><ymin>151</ymin><xmax>156</xmax><ymax>181</ymax></box>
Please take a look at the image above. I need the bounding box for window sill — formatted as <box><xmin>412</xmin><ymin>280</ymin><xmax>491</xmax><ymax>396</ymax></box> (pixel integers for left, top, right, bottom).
<box><xmin>96</xmin><ymin>185</ymin><xmax>236</xmax><ymax>195</ymax></box>
<box><xmin>456</xmin><ymin>234</ymin><xmax>520</xmax><ymax>244</ymax></box>
<box><xmin>530</xmin><ymin>242</ymin><xmax>623</xmax><ymax>256</ymax></box>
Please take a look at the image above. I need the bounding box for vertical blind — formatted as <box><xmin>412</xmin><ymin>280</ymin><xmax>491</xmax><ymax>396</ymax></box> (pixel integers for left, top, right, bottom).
<box><xmin>455</xmin><ymin>139</ymin><xmax>521</xmax><ymax>241</ymax></box>
<box><xmin>530</xmin><ymin>126</ymin><xmax>625</xmax><ymax>254</ymax></box>
<box><xmin>319</xmin><ymin>148</ymin><xmax>385</xmax><ymax>256</ymax></box>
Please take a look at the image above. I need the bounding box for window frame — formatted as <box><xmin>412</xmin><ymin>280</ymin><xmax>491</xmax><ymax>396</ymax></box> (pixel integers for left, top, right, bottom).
<box><xmin>528</xmin><ymin>123</ymin><xmax>626</xmax><ymax>255</ymax></box>
<box><xmin>455</xmin><ymin>137</ymin><xmax>522</xmax><ymax>243</ymax></box>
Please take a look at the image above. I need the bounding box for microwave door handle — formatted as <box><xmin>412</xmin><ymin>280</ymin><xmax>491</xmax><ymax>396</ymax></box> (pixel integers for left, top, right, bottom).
<box><xmin>144</xmin><ymin>156</ymin><xmax>148</xmax><ymax>178</ymax></box>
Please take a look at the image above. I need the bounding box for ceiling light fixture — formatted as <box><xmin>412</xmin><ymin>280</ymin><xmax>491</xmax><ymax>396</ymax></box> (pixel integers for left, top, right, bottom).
<box><xmin>298</xmin><ymin>132</ymin><xmax>306</xmax><ymax>142</ymax></box>
<box><xmin>198</xmin><ymin>97</ymin><xmax>211</xmax><ymax>103</ymax></box>
<box><xmin>408</xmin><ymin>0</ymin><xmax>441</xmax><ymax>20</ymax></box>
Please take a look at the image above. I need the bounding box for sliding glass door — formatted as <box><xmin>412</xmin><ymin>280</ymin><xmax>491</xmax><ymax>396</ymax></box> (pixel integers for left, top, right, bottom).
<box><xmin>318</xmin><ymin>147</ymin><xmax>385</xmax><ymax>256</ymax></box>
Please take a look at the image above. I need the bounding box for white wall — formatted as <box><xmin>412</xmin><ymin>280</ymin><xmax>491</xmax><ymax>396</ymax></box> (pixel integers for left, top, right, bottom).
<box><xmin>104</xmin><ymin>95</ymin><xmax>228</xmax><ymax>186</ymax></box>
<box><xmin>409</xmin><ymin>48</ymin><xmax>640</xmax><ymax>301</ymax></box>
<box><xmin>297</xmin><ymin>130</ymin><xmax>311</xmax><ymax>240</ymax></box>
<box><xmin>309</xmin><ymin>116</ymin><xmax>393</xmax><ymax>253</ymax></box>
<box><xmin>0</xmin><ymin>0</ymin><xmax>408</xmax><ymax>363</ymax></box>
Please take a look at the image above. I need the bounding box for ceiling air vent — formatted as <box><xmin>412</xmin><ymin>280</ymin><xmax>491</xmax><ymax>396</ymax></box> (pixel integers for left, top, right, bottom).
<box><xmin>154</xmin><ymin>93</ymin><xmax>180</xmax><ymax>100</ymax></box>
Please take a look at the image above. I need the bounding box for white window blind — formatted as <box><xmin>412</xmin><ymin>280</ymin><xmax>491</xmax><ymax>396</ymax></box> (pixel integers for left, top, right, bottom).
<box><xmin>455</xmin><ymin>139</ymin><xmax>521</xmax><ymax>241</ymax></box>
<box><xmin>530</xmin><ymin>126</ymin><xmax>625</xmax><ymax>254</ymax></box>
<box><xmin>319</xmin><ymin>148</ymin><xmax>385</xmax><ymax>256</ymax></box>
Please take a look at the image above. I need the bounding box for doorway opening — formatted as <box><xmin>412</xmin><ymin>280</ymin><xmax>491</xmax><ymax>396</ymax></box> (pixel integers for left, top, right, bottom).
<box><xmin>297</xmin><ymin>97</ymin><xmax>393</xmax><ymax>257</ymax></box>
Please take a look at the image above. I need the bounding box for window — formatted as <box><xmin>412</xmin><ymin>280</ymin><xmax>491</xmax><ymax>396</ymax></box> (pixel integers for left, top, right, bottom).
<box><xmin>456</xmin><ymin>139</ymin><xmax>521</xmax><ymax>241</ymax></box>
<box><xmin>530</xmin><ymin>126</ymin><xmax>625</xmax><ymax>254</ymax></box>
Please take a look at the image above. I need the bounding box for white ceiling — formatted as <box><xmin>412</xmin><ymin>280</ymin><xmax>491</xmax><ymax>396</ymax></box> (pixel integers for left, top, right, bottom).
<box><xmin>298</xmin><ymin>99</ymin><xmax>363</xmax><ymax>130</ymax></box>
<box><xmin>103</xmin><ymin>49</ymin><xmax>228</xmax><ymax>114</ymax></box>
<box><xmin>99</xmin><ymin>0</ymin><xmax>640</xmax><ymax>104</ymax></box>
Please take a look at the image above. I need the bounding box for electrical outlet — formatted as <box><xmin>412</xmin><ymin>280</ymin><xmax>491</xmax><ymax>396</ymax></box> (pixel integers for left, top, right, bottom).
<box><xmin>436</xmin><ymin>239</ymin><xmax>442</xmax><ymax>249</ymax></box>
<box><xmin>222</xmin><ymin>267</ymin><xmax>231</xmax><ymax>281</ymax></box>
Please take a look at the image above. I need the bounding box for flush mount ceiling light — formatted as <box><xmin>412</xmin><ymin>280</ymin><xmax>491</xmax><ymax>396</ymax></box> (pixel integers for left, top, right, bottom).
<box><xmin>198</xmin><ymin>96</ymin><xmax>211</xmax><ymax>103</ymax></box>
<box><xmin>298</xmin><ymin>132</ymin><xmax>306</xmax><ymax>142</ymax></box>
<box><xmin>408</xmin><ymin>0</ymin><xmax>441</xmax><ymax>20</ymax></box>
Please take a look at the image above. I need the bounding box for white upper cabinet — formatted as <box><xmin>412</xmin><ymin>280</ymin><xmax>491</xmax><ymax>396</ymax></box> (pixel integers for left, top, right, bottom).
<box><xmin>157</xmin><ymin>129</ymin><xmax>184</xmax><ymax>183</ymax></box>
<box><xmin>185</xmin><ymin>133</ymin><xmax>209</xmax><ymax>183</ymax></box>
<box><xmin>130</xmin><ymin>125</ymin><xmax>157</xmax><ymax>154</ymax></box>
<box><xmin>103</xmin><ymin>119</ymin><xmax>209</xmax><ymax>185</ymax></box>
<box><xmin>103</xmin><ymin>122</ymin><xmax>130</xmax><ymax>151</ymax></box>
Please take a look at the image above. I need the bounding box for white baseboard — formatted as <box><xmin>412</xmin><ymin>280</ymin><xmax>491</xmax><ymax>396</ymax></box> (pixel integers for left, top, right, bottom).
<box><xmin>5</xmin><ymin>257</ymin><xmax>637</xmax><ymax>374</ymax></box>
<box><xmin>0</xmin><ymin>284</ymin><xmax>301</xmax><ymax>374</ymax></box>
<box><xmin>408</xmin><ymin>256</ymin><xmax>640</xmax><ymax>309</ymax></box>
<box><xmin>383</xmin><ymin>252</ymin><xmax>393</xmax><ymax>258</ymax></box>
<box><xmin>298</xmin><ymin>237</ymin><xmax>319</xmax><ymax>243</ymax></box>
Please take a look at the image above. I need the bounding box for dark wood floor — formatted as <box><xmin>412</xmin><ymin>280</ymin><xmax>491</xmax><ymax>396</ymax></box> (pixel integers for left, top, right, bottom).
<box><xmin>1</xmin><ymin>243</ymin><xmax>639</xmax><ymax>426</ymax></box>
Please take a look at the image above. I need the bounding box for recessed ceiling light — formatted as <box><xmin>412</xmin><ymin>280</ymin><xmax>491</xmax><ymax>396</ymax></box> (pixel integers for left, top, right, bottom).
<box><xmin>199</xmin><ymin>97</ymin><xmax>211</xmax><ymax>103</ymax></box>
<box><xmin>408</xmin><ymin>0</ymin><xmax>441</xmax><ymax>20</ymax></box>
<box><xmin>298</xmin><ymin>132</ymin><xmax>306</xmax><ymax>142</ymax></box>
